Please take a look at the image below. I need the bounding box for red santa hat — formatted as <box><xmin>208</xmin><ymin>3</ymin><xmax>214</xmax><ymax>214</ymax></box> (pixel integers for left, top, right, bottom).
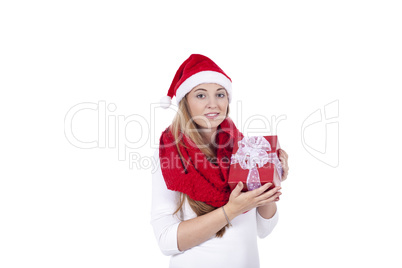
<box><xmin>160</xmin><ymin>54</ymin><xmax>232</xmax><ymax>108</ymax></box>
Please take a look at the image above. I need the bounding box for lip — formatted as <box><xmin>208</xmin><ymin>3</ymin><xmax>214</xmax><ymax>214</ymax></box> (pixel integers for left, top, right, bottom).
<box><xmin>204</xmin><ymin>113</ymin><xmax>220</xmax><ymax>119</ymax></box>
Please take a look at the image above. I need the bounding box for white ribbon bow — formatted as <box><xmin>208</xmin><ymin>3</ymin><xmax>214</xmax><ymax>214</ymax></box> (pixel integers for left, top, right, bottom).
<box><xmin>231</xmin><ymin>136</ymin><xmax>283</xmax><ymax>191</ymax></box>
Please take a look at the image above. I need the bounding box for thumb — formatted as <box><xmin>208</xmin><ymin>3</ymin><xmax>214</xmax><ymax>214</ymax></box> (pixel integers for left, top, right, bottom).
<box><xmin>232</xmin><ymin>181</ymin><xmax>243</xmax><ymax>196</ymax></box>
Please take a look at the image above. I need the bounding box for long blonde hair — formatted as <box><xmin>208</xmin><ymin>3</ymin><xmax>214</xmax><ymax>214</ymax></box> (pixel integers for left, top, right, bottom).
<box><xmin>170</xmin><ymin>95</ymin><xmax>231</xmax><ymax>238</ymax></box>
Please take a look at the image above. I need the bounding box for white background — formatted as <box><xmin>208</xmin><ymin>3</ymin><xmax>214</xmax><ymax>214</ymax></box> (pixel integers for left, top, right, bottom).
<box><xmin>1</xmin><ymin>0</ymin><xmax>401</xmax><ymax>267</ymax></box>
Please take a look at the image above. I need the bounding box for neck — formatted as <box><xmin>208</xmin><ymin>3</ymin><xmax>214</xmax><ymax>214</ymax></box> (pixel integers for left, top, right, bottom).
<box><xmin>200</xmin><ymin>127</ymin><xmax>217</xmax><ymax>145</ymax></box>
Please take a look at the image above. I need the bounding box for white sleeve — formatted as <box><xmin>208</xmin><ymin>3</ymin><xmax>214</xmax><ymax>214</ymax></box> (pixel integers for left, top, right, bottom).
<box><xmin>150</xmin><ymin>149</ymin><xmax>184</xmax><ymax>256</ymax></box>
<box><xmin>256</xmin><ymin>207</ymin><xmax>279</xmax><ymax>239</ymax></box>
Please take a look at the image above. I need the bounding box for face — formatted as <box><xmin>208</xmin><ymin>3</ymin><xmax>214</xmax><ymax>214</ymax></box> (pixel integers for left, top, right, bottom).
<box><xmin>186</xmin><ymin>83</ymin><xmax>229</xmax><ymax>135</ymax></box>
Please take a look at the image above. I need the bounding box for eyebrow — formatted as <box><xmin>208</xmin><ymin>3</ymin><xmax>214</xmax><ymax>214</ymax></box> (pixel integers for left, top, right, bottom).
<box><xmin>194</xmin><ymin>88</ymin><xmax>226</xmax><ymax>92</ymax></box>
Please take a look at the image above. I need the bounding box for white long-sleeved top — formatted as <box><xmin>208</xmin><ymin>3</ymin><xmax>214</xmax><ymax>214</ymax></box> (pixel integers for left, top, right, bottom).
<box><xmin>150</xmin><ymin>149</ymin><xmax>279</xmax><ymax>268</ymax></box>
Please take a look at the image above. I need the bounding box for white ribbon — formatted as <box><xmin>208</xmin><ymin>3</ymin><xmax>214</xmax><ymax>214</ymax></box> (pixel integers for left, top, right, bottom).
<box><xmin>231</xmin><ymin>136</ymin><xmax>283</xmax><ymax>191</ymax></box>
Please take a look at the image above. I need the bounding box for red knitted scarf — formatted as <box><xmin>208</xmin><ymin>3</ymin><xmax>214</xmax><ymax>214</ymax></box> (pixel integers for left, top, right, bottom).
<box><xmin>159</xmin><ymin>117</ymin><xmax>244</xmax><ymax>207</ymax></box>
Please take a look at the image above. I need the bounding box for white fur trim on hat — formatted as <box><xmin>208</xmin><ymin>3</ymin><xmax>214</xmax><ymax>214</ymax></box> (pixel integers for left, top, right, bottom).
<box><xmin>160</xmin><ymin>96</ymin><xmax>172</xmax><ymax>109</ymax></box>
<box><xmin>175</xmin><ymin>71</ymin><xmax>232</xmax><ymax>105</ymax></box>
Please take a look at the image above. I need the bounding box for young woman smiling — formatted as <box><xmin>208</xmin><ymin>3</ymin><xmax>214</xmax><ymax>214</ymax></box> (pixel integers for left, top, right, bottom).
<box><xmin>151</xmin><ymin>54</ymin><xmax>289</xmax><ymax>268</ymax></box>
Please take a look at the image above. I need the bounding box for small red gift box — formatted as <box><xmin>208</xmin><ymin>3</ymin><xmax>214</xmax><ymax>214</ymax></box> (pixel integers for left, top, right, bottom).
<box><xmin>228</xmin><ymin>136</ymin><xmax>283</xmax><ymax>192</ymax></box>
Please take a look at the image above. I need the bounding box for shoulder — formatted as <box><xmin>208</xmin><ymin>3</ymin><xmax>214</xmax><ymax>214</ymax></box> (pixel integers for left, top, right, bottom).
<box><xmin>159</xmin><ymin>125</ymin><xmax>173</xmax><ymax>143</ymax></box>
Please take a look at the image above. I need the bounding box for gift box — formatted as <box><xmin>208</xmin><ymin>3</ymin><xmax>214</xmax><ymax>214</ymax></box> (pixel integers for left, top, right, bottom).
<box><xmin>228</xmin><ymin>136</ymin><xmax>283</xmax><ymax>192</ymax></box>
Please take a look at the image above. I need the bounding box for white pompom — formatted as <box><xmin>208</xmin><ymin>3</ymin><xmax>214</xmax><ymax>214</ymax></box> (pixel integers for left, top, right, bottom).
<box><xmin>160</xmin><ymin>96</ymin><xmax>171</xmax><ymax>109</ymax></box>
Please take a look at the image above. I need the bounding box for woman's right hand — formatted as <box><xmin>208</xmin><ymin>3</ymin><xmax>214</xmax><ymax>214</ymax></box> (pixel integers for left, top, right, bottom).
<box><xmin>224</xmin><ymin>182</ymin><xmax>281</xmax><ymax>219</ymax></box>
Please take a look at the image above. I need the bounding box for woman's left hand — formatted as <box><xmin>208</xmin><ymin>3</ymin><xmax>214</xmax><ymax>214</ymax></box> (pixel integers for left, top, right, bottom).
<box><xmin>278</xmin><ymin>149</ymin><xmax>289</xmax><ymax>181</ymax></box>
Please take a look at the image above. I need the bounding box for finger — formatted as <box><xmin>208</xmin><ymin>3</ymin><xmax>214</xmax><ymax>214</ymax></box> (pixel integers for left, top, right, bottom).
<box><xmin>279</xmin><ymin>156</ymin><xmax>288</xmax><ymax>165</ymax></box>
<box><xmin>283</xmin><ymin>164</ymin><xmax>289</xmax><ymax>172</ymax></box>
<box><xmin>282</xmin><ymin>164</ymin><xmax>288</xmax><ymax>172</ymax></box>
<box><xmin>232</xmin><ymin>181</ymin><xmax>243</xmax><ymax>197</ymax></box>
<box><xmin>248</xmin><ymin>182</ymin><xmax>272</xmax><ymax>197</ymax></box>
<box><xmin>282</xmin><ymin>172</ymin><xmax>288</xmax><ymax>181</ymax></box>
<box><xmin>280</xmin><ymin>158</ymin><xmax>288</xmax><ymax>169</ymax></box>
<box><xmin>282</xmin><ymin>166</ymin><xmax>289</xmax><ymax>179</ymax></box>
<box><xmin>279</xmin><ymin>149</ymin><xmax>288</xmax><ymax>159</ymax></box>
<box><xmin>259</xmin><ymin>182</ymin><xmax>272</xmax><ymax>191</ymax></box>
<box><xmin>258</xmin><ymin>191</ymin><xmax>282</xmax><ymax>205</ymax></box>
<box><xmin>257</xmin><ymin>187</ymin><xmax>281</xmax><ymax>201</ymax></box>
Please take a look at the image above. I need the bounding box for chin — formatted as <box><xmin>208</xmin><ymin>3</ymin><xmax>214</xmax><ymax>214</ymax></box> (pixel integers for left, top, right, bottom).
<box><xmin>198</xmin><ymin>120</ymin><xmax>224</xmax><ymax>130</ymax></box>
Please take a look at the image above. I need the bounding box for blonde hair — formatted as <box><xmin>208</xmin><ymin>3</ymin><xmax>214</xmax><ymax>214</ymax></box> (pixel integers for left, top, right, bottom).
<box><xmin>170</xmin><ymin>94</ymin><xmax>230</xmax><ymax>238</ymax></box>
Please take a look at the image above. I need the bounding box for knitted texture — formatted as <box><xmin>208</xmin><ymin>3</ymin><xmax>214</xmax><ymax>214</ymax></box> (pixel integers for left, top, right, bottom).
<box><xmin>159</xmin><ymin>117</ymin><xmax>244</xmax><ymax>207</ymax></box>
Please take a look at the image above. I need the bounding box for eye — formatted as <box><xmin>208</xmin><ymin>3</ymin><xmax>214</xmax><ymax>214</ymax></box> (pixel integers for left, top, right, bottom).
<box><xmin>217</xmin><ymin>93</ymin><xmax>226</xmax><ymax>98</ymax></box>
<box><xmin>196</xmin><ymin>94</ymin><xmax>205</xmax><ymax>99</ymax></box>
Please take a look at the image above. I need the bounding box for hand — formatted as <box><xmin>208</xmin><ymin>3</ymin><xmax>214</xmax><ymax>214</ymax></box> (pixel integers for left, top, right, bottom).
<box><xmin>224</xmin><ymin>182</ymin><xmax>282</xmax><ymax>219</ymax></box>
<box><xmin>278</xmin><ymin>149</ymin><xmax>289</xmax><ymax>181</ymax></box>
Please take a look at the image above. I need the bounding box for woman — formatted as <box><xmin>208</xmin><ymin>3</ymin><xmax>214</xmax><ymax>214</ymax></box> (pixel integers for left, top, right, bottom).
<box><xmin>151</xmin><ymin>54</ymin><xmax>289</xmax><ymax>268</ymax></box>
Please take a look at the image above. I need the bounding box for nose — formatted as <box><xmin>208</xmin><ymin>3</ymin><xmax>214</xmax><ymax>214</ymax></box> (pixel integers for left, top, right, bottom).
<box><xmin>207</xmin><ymin>96</ymin><xmax>218</xmax><ymax>108</ymax></box>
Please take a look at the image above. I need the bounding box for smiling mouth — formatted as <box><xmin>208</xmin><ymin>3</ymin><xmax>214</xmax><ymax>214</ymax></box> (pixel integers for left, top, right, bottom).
<box><xmin>204</xmin><ymin>113</ymin><xmax>220</xmax><ymax>119</ymax></box>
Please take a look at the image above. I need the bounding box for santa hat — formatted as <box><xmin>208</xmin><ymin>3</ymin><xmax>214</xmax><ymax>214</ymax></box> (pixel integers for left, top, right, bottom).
<box><xmin>160</xmin><ymin>54</ymin><xmax>232</xmax><ymax>108</ymax></box>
